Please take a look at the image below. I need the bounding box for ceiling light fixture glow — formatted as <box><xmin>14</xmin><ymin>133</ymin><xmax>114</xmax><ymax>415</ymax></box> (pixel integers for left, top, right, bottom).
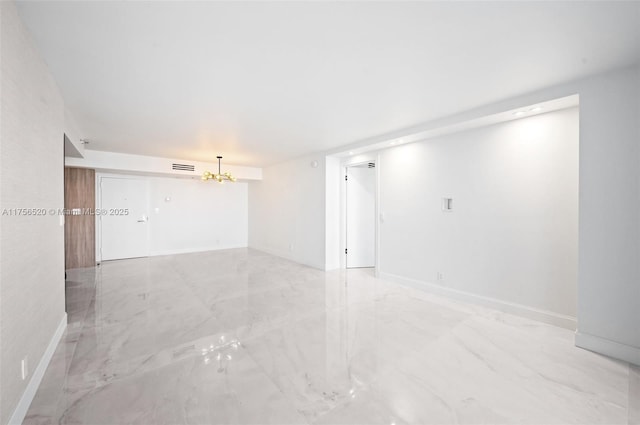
<box><xmin>202</xmin><ymin>156</ymin><xmax>236</xmax><ymax>183</ymax></box>
<box><xmin>513</xmin><ymin>111</ymin><xmax>526</xmax><ymax>117</ymax></box>
<box><xmin>529</xmin><ymin>106</ymin><xmax>542</xmax><ymax>112</ymax></box>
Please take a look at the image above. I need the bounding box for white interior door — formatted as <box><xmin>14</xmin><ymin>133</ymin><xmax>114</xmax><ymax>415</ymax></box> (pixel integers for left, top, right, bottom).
<box><xmin>346</xmin><ymin>165</ymin><xmax>376</xmax><ymax>268</ymax></box>
<box><xmin>100</xmin><ymin>177</ymin><xmax>149</xmax><ymax>261</ymax></box>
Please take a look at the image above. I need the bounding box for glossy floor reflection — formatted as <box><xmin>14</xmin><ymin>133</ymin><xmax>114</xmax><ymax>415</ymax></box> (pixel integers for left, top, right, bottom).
<box><xmin>24</xmin><ymin>249</ymin><xmax>639</xmax><ymax>424</ymax></box>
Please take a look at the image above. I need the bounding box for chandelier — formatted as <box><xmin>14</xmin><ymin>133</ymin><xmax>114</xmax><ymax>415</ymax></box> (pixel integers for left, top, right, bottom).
<box><xmin>202</xmin><ymin>156</ymin><xmax>236</xmax><ymax>183</ymax></box>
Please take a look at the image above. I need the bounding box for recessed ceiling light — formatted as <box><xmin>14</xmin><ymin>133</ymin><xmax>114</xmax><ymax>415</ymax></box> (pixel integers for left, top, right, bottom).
<box><xmin>529</xmin><ymin>106</ymin><xmax>542</xmax><ymax>112</ymax></box>
<box><xmin>349</xmin><ymin>151</ymin><xmax>354</xmax><ymax>155</ymax></box>
<box><xmin>513</xmin><ymin>111</ymin><xmax>526</xmax><ymax>117</ymax></box>
<box><xmin>389</xmin><ymin>141</ymin><xmax>396</xmax><ymax>146</ymax></box>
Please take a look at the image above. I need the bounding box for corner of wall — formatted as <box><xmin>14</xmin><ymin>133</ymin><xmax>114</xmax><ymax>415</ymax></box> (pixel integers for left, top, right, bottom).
<box><xmin>7</xmin><ymin>315</ymin><xmax>67</xmax><ymax>425</ymax></box>
<box><xmin>248</xmin><ymin>154</ymin><xmax>328</xmax><ymax>270</ymax></box>
<box><xmin>325</xmin><ymin>156</ymin><xmax>341</xmax><ymax>270</ymax></box>
<box><xmin>64</xmin><ymin>107</ymin><xmax>85</xmax><ymax>158</ymax></box>
<box><xmin>575</xmin><ymin>332</ymin><xmax>640</xmax><ymax>366</ymax></box>
<box><xmin>1</xmin><ymin>2</ymin><xmax>67</xmax><ymax>422</ymax></box>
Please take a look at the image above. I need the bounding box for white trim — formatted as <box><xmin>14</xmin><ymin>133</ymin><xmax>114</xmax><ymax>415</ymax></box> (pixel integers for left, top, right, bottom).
<box><xmin>339</xmin><ymin>152</ymin><xmax>379</xmax><ymax>271</ymax></box>
<box><xmin>97</xmin><ymin>175</ymin><xmax>150</xmax><ymax>262</ymax></box>
<box><xmin>374</xmin><ymin>153</ymin><xmax>381</xmax><ymax>278</ymax></box>
<box><xmin>339</xmin><ymin>164</ymin><xmax>347</xmax><ymax>270</ymax></box>
<box><xmin>8</xmin><ymin>314</ymin><xmax>67</xmax><ymax>425</ymax></box>
<box><xmin>379</xmin><ymin>271</ymin><xmax>577</xmax><ymax>330</ymax></box>
<box><xmin>65</xmin><ymin>150</ymin><xmax>262</xmax><ymax>181</ymax></box>
<box><xmin>96</xmin><ymin>174</ymin><xmax>102</xmax><ymax>263</ymax></box>
<box><xmin>575</xmin><ymin>331</ymin><xmax>640</xmax><ymax>366</ymax></box>
<box><xmin>342</xmin><ymin>157</ymin><xmax>380</xmax><ymax>273</ymax></box>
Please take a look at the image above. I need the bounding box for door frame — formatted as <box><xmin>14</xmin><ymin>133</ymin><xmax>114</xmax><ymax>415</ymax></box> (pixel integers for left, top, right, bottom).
<box><xmin>340</xmin><ymin>154</ymin><xmax>380</xmax><ymax>274</ymax></box>
<box><xmin>96</xmin><ymin>173</ymin><xmax>150</xmax><ymax>263</ymax></box>
<box><xmin>64</xmin><ymin>167</ymin><xmax>96</xmax><ymax>269</ymax></box>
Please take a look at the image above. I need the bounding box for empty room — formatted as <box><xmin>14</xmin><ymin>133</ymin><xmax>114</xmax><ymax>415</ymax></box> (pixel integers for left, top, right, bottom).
<box><xmin>1</xmin><ymin>1</ymin><xmax>639</xmax><ymax>424</ymax></box>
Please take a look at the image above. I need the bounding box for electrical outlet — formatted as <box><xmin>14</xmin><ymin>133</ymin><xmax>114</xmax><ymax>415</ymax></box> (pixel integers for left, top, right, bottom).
<box><xmin>21</xmin><ymin>357</ymin><xmax>29</xmax><ymax>380</ymax></box>
<box><xmin>437</xmin><ymin>272</ymin><xmax>444</xmax><ymax>282</ymax></box>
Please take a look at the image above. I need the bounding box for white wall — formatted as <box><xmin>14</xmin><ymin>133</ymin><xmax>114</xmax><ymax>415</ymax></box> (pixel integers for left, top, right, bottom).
<box><xmin>373</xmin><ymin>65</ymin><xmax>639</xmax><ymax>364</ymax></box>
<box><xmin>379</xmin><ymin>107</ymin><xmax>579</xmax><ymax>320</ymax></box>
<box><xmin>97</xmin><ymin>173</ymin><xmax>248</xmax><ymax>259</ymax></box>
<box><xmin>248</xmin><ymin>154</ymin><xmax>326</xmax><ymax>269</ymax></box>
<box><xmin>325</xmin><ymin>156</ymin><xmax>341</xmax><ymax>270</ymax></box>
<box><xmin>0</xmin><ymin>2</ymin><xmax>67</xmax><ymax>423</ymax></box>
<box><xmin>147</xmin><ymin>176</ymin><xmax>248</xmax><ymax>256</ymax></box>
<box><xmin>63</xmin><ymin>106</ymin><xmax>84</xmax><ymax>157</ymax></box>
<box><xmin>574</xmin><ymin>66</ymin><xmax>640</xmax><ymax>364</ymax></box>
<box><xmin>253</xmin><ymin>65</ymin><xmax>639</xmax><ymax>365</ymax></box>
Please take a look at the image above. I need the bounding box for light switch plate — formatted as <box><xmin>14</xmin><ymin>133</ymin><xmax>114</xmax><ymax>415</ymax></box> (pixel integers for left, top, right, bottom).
<box><xmin>21</xmin><ymin>357</ymin><xmax>28</xmax><ymax>380</ymax></box>
<box><xmin>442</xmin><ymin>198</ymin><xmax>453</xmax><ymax>212</ymax></box>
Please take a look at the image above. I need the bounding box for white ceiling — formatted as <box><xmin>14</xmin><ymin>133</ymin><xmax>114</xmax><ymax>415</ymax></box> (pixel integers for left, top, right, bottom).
<box><xmin>334</xmin><ymin>95</ymin><xmax>580</xmax><ymax>158</ymax></box>
<box><xmin>16</xmin><ymin>1</ymin><xmax>640</xmax><ymax>167</ymax></box>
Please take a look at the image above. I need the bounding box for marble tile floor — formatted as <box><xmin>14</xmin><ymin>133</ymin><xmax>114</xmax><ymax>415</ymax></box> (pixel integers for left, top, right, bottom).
<box><xmin>24</xmin><ymin>248</ymin><xmax>639</xmax><ymax>425</ymax></box>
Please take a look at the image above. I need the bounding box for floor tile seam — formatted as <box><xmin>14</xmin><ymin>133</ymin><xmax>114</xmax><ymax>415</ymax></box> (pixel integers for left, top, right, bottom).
<box><xmin>235</xmin><ymin>307</ymin><xmax>387</xmax><ymax>421</ymax></box>
<box><xmin>307</xmin><ymin>367</ymin><xmax>400</xmax><ymax>422</ymax></box>
<box><xmin>38</xmin><ymin>325</ymin><xmax>86</xmax><ymax>420</ymax></box>
<box><xmin>405</xmin><ymin>316</ymin><xmax>490</xmax><ymax>362</ymax></box>
<box><xmin>24</xmin><ymin>341</ymin><xmax>78</xmax><ymax>421</ymax></box>
<box><xmin>66</xmin><ymin>274</ymin><xmax>100</xmax><ymax>354</ymax></box>
<box><xmin>60</xmin><ymin>340</ymin><xmax>226</xmax><ymax>397</ymax></box>
<box><xmin>73</xmin><ymin>300</ymin><xmax>213</xmax><ymax>331</ymax></box>
<box><xmin>453</xmin><ymin>315</ymin><xmax>577</xmax><ymax>364</ymax></box>
<box><xmin>58</xmin><ymin>273</ymin><xmax>105</xmax><ymax>404</ymax></box>
<box><xmin>419</xmin><ymin>319</ymin><xmax>606</xmax><ymax>401</ymax></box>
<box><xmin>234</xmin><ymin>306</ymin><xmax>332</xmax><ymax>346</ymax></box>
<box><xmin>64</xmin><ymin>310</ymin><xmax>326</xmax><ymax>395</ymax></box>
<box><xmin>415</xmin><ymin>318</ymin><xmax>633</xmax><ymax>411</ymax></box>
<box><xmin>371</xmin><ymin>360</ymin><xmax>466</xmax><ymax>424</ymax></box>
<box><xmin>186</xmin><ymin>282</ymin><xmax>306</xmax><ymax>307</ymax></box>
<box><xmin>237</xmin><ymin>337</ymin><xmax>315</xmax><ymax>425</ymax></box>
<box><xmin>172</xmin><ymin>262</ymin><xmax>324</xmax><ymax>302</ymax></box>
<box><xmin>375</xmin><ymin>278</ymin><xmax>489</xmax><ymax>317</ymax></box>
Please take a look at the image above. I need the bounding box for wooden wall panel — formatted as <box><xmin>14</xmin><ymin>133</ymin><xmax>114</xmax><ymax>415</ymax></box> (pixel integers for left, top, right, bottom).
<box><xmin>64</xmin><ymin>168</ymin><xmax>95</xmax><ymax>269</ymax></box>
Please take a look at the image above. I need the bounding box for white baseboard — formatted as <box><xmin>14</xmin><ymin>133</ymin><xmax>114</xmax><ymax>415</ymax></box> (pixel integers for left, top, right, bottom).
<box><xmin>8</xmin><ymin>313</ymin><xmax>67</xmax><ymax>425</ymax></box>
<box><xmin>379</xmin><ymin>271</ymin><xmax>577</xmax><ymax>330</ymax></box>
<box><xmin>575</xmin><ymin>331</ymin><xmax>640</xmax><ymax>366</ymax></box>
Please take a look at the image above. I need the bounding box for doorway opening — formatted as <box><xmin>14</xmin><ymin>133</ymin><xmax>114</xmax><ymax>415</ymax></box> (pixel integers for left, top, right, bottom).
<box><xmin>345</xmin><ymin>161</ymin><xmax>376</xmax><ymax>269</ymax></box>
<box><xmin>98</xmin><ymin>176</ymin><xmax>150</xmax><ymax>262</ymax></box>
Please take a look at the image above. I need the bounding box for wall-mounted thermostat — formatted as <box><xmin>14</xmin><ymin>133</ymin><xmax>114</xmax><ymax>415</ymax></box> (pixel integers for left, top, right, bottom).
<box><xmin>442</xmin><ymin>197</ymin><xmax>453</xmax><ymax>212</ymax></box>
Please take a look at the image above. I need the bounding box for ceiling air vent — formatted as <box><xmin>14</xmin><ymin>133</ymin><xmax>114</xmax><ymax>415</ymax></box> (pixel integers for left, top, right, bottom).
<box><xmin>368</xmin><ymin>162</ymin><xmax>375</xmax><ymax>168</ymax></box>
<box><xmin>172</xmin><ymin>163</ymin><xmax>195</xmax><ymax>172</ymax></box>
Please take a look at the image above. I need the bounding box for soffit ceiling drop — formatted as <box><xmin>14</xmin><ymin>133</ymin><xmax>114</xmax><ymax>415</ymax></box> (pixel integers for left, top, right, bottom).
<box><xmin>16</xmin><ymin>1</ymin><xmax>640</xmax><ymax>167</ymax></box>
